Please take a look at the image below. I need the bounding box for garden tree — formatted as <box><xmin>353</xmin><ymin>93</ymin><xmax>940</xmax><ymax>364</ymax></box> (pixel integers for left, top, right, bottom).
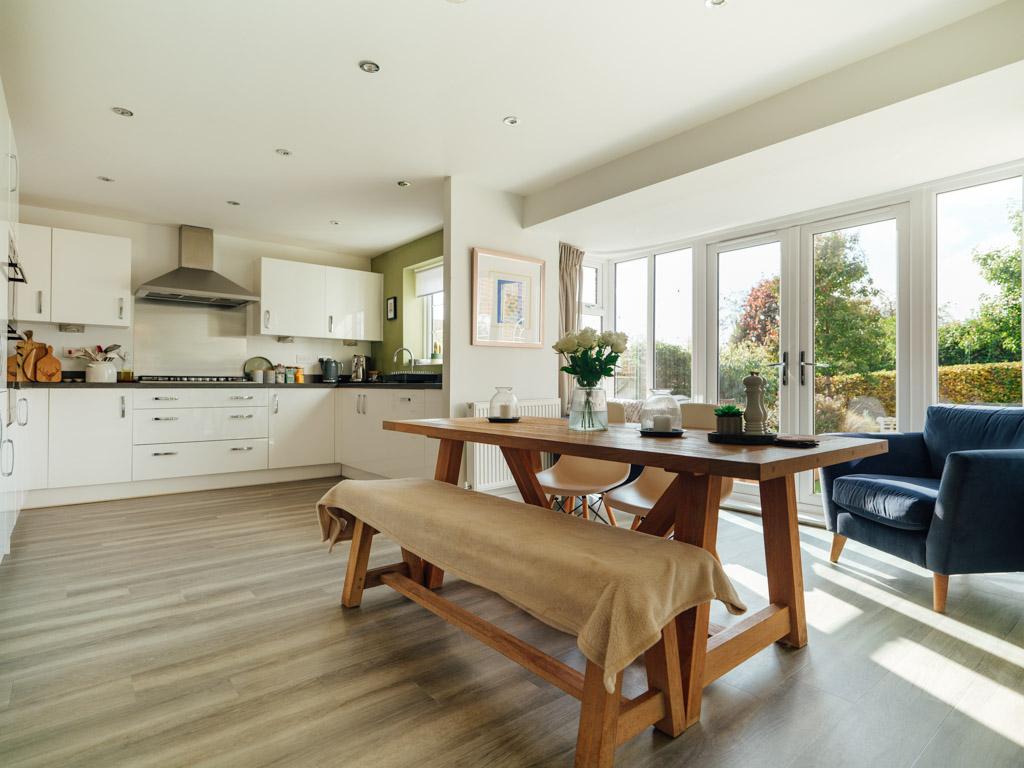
<box><xmin>938</xmin><ymin>210</ymin><xmax>1022</xmax><ymax>365</ymax></box>
<box><xmin>731</xmin><ymin>276</ymin><xmax>779</xmax><ymax>348</ymax></box>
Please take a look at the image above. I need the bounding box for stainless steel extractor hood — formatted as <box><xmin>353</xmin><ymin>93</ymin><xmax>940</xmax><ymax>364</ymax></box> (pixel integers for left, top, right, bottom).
<box><xmin>135</xmin><ymin>225</ymin><xmax>259</xmax><ymax>307</ymax></box>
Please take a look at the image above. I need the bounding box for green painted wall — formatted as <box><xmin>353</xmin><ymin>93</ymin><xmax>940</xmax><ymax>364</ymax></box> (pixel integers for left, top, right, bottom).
<box><xmin>371</xmin><ymin>230</ymin><xmax>444</xmax><ymax>373</ymax></box>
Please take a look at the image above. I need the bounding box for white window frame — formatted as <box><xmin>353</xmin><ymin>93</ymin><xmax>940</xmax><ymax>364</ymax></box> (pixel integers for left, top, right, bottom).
<box><xmin>580</xmin><ymin>260</ymin><xmax>607</xmax><ymax>330</ymax></box>
<box><xmin>422</xmin><ymin>291</ymin><xmax>444</xmax><ymax>362</ymax></box>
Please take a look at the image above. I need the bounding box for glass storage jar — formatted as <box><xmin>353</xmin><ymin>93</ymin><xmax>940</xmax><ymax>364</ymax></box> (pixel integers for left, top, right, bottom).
<box><xmin>489</xmin><ymin>387</ymin><xmax>519</xmax><ymax>420</ymax></box>
<box><xmin>640</xmin><ymin>389</ymin><xmax>682</xmax><ymax>432</ymax></box>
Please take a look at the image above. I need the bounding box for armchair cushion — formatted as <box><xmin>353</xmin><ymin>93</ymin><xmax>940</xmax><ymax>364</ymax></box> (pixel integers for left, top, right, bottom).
<box><xmin>832</xmin><ymin>474</ymin><xmax>941</xmax><ymax>531</ymax></box>
<box><xmin>922</xmin><ymin>405</ymin><xmax>1024</xmax><ymax>476</ymax></box>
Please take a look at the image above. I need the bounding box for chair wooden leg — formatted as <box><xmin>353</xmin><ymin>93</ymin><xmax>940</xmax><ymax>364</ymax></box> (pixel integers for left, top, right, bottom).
<box><xmin>575</xmin><ymin>662</ymin><xmax>622</xmax><ymax>768</ymax></box>
<box><xmin>643</xmin><ymin>621</ymin><xmax>685</xmax><ymax>736</ymax></box>
<box><xmin>829</xmin><ymin>534</ymin><xmax>847</xmax><ymax>563</ymax></box>
<box><xmin>582</xmin><ymin>495</ymin><xmax>590</xmax><ymax>520</ymax></box>
<box><xmin>566</xmin><ymin>496</ymin><xmax>577</xmax><ymax>516</ymax></box>
<box><xmin>933</xmin><ymin>573</ymin><xmax>949</xmax><ymax>613</ymax></box>
<box><xmin>604</xmin><ymin>498</ymin><xmax>619</xmax><ymax>527</ymax></box>
<box><xmin>341</xmin><ymin>519</ymin><xmax>376</xmax><ymax>608</ymax></box>
<box><xmin>630</xmin><ymin>514</ymin><xmax>643</xmax><ymax>530</ymax></box>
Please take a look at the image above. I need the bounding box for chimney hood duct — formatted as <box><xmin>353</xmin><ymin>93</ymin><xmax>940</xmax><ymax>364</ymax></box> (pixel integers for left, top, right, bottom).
<box><xmin>135</xmin><ymin>225</ymin><xmax>259</xmax><ymax>307</ymax></box>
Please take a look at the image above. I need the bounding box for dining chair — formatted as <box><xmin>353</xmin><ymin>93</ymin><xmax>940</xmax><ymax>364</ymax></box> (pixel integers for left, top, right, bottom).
<box><xmin>537</xmin><ymin>401</ymin><xmax>631</xmax><ymax>524</ymax></box>
<box><xmin>605</xmin><ymin>404</ymin><xmax>735</xmax><ymax>540</ymax></box>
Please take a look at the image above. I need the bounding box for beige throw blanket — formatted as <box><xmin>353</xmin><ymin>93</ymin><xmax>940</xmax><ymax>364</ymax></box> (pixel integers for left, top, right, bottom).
<box><xmin>317</xmin><ymin>478</ymin><xmax>746</xmax><ymax>692</ymax></box>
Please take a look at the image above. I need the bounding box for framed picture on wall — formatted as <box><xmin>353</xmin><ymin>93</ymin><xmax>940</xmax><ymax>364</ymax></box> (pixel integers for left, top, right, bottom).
<box><xmin>386</xmin><ymin>296</ymin><xmax>398</xmax><ymax>321</ymax></box>
<box><xmin>471</xmin><ymin>247</ymin><xmax>544</xmax><ymax>347</ymax></box>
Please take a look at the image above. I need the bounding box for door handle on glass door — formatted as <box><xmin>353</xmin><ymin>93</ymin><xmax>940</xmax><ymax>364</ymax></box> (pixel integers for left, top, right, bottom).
<box><xmin>766</xmin><ymin>352</ymin><xmax>789</xmax><ymax>386</ymax></box>
<box><xmin>799</xmin><ymin>351</ymin><xmax>830</xmax><ymax>385</ymax></box>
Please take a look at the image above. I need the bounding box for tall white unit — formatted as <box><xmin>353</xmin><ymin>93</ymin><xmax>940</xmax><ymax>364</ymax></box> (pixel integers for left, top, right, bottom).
<box><xmin>0</xmin><ymin>76</ymin><xmax>18</xmax><ymax>557</ymax></box>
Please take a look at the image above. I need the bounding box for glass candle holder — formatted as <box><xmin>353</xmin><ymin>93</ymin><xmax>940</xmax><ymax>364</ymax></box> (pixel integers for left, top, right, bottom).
<box><xmin>640</xmin><ymin>389</ymin><xmax>682</xmax><ymax>432</ymax></box>
<box><xmin>489</xmin><ymin>387</ymin><xmax>519</xmax><ymax>420</ymax></box>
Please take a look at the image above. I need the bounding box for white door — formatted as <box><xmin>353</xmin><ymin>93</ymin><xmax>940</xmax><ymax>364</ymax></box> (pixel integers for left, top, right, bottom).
<box><xmin>48</xmin><ymin>389</ymin><xmax>132</xmax><ymax>487</ymax></box>
<box><xmin>14</xmin><ymin>224</ymin><xmax>51</xmax><ymax>322</ymax></box>
<box><xmin>268</xmin><ymin>388</ymin><xmax>335</xmax><ymax>468</ymax></box>
<box><xmin>259</xmin><ymin>258</ymin><xmax>325</xmax><ymax>337</ymax></box>
<box><xmin>51</xmin><ymin>228</ymin><xmax>132</xmax><ymax>326</ymax></box>
<box><xmin>13</xmin><ymin>389</ymin><xmax>48</xmax><ymax>491</ymax></box>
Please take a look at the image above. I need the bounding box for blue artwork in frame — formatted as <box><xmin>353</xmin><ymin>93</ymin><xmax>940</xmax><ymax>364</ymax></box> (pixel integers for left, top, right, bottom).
<box><xmin>496</xmin><ymin>278</ymin><xmax>525</xmax><ymax>327</ymax></box>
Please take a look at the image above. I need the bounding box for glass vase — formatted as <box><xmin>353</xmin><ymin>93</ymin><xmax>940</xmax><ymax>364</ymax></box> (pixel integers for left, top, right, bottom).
<box><xmin>568</xmin><ymin>383</ymin><xmax>608</xmax><ymax>431</ymax></box>
<box><xmin>640</xmin><ymin>389</ymin><xmax>682</xmax><ymax>432</ymax></box>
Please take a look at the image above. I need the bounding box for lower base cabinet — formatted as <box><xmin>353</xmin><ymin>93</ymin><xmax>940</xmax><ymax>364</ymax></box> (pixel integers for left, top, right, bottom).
<box><xmin>133</xmin><ymin>439</ymin><xmax>269</xmax><ymax>481</ymax></box>
<box><xmin>48</xmin><ymin>388</ymin><xmax>133</xmax><ymax>488</ymax></box>
<box><xmin>269</xmin><ymin>388</ymin><xmax>334</xmax><ymax>469</ymax></box>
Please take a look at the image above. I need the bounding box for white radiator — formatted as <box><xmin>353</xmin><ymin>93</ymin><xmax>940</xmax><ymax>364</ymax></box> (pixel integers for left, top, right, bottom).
<box><xmin>468</xmin><ymin>398</ymin><xmax>561</xmax><ymax>491</ymax></box>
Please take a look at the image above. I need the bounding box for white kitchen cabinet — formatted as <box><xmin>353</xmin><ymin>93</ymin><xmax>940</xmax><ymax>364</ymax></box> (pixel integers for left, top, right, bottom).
<box><xmin>14</xmin><ymin>223</ymin><xmax>51</xmax><ymax>322</ymax></box>
<box><xmin>133</xmin><ymin>438</ymin><xmax>268</xmax><ymax>481</ymax></box>
<box><xmin>51</xmin><ymin>228</ymin><xmax>132</xmax><ymax>327</ymax></box>
<box><xmin>336</xmin><ymin>388</ymin><xmax>435</xmax><ymax>478</ymax></box>
<box><xmin>133</xmin><ymin>406</ymin><xmax>267</xmax><ymax>445</ymax></box>
<box><xmin>48</xmin><ymin>388</ymin><xmax>133</xmax><ymax>488</ymax></box>
<box><xmin>269</xmin><ymin>388</ymin><xmax>334</xmax><ymax>468</ymax></box>
<box><xmin>326</xmin><ymin>267</ymin><xmax>383</xmax><ymax>342</ymax></box>
<box><xmin>259</xmin><ymin>258</ymin><xmax>326</xmax><ymax>338</ymax></box>
<box><xmin>13</xmin><ymin>389</ymin><xmax>48</xmax><ymax>492</ymax></box>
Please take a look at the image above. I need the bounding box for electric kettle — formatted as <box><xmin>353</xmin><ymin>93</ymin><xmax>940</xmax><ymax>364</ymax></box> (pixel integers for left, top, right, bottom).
<box><xmin>319</xmin><ymin>357</ymin><xmax>340</xmax><ymax>383</ymax></box>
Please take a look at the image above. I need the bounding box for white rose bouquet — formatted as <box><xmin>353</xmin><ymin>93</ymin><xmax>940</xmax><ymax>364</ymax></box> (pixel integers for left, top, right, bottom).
<box><xmin>552</xmin><ymin>328</ymin><xmax>628</xmax><ymax>388</ymax></box>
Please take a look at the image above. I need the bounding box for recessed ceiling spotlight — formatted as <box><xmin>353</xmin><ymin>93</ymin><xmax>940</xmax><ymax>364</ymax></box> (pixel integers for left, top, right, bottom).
<box><xmin>396</xmin><ymin>180</ymin><xmax>410</xmax><ymax>187</ymax></box>
<box><xmin>329</xmin><ymin>219</ymin><xmax>340</xmax><ymax>225</ymax></box>
<box><xmin>275</xmin><ymin>148</ymin><xmax>292</xmax><ymax>156</ymax></box>
<box><xmin>111</xmin><ymin>106</ymin><xmax>134</xmax><ymax>117</ymax></box>
<box><xmin>96</xmin><ymin>175</ymin><xmax>115</xmax><ymax>182</ymax></box>
<box><xmin>502</xmin><ymin>115</ymin><xmax>519</xmax><ymax>126</ymax></box>
<box><xmin>226</xmin><ymin>200</ymin><xmax>241</xmax><ymax>206</ymax></box>
<box><xmin>358</xmin><ymin>60</ymin><xmax>380</xmax><ymax>74</ymax></box>
<box><xmin>705</xmin><ymin>0</ymin><xmax>727</xmax><ymax>7</ymax></box>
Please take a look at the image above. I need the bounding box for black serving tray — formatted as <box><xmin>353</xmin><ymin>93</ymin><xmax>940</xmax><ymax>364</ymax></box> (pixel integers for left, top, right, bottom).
<box><xmin>487</xmin><ymin>416</ymin><xmax>520</xmax><ymax>424</ymax></box>
<box><xmin>639</xmin><ymin>428</ymin><xmax>685</xmax><ymax>438</ymax></box>
<box><xmin>707</xmin><ymin>432</ymin><xmax>778</xmax><ymax>445</ymax></box>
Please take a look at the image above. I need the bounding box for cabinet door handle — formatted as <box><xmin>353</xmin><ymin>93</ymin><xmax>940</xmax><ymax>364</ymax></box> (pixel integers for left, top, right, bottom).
<box><xmin>36</xmin><ymin>290</ymin><xmax>43</xmax><ymax>315</ymax></box>
<box><xmin>120</xmin><ymin>395</ymin><xmax>127</xmax><ymax>418</ymax></box>
<box><xmin>230</xmin><ymin>414</ymin><xmax>254</xmax><ymax>420</ymax></box>
<box><xmin>273</xmin><ymin>394</ymin><xmax>279</xmax><ymax>414</ymax></box>
<box><xmin>231</xmin><ymin>446</ymin><xmax>254</xmax><ymax>452</ymax></box>
<box><xmin>264</xmin><ymin>309</ymin><xmax>271</xmax><ymax>329</ymax></box>
<box><xmin>7</xmin><ymin>153</ymin><xmax>17</xmax><ymax>193</ymax></box>
<box><xmin>118</xmin><ymin>297</ymin><xmax>125</xmax><ymax>320</ymax></box>
<box><xmin>399</xmin><ymin>396</ymin><xmax>412</xmax><ymax>403</ymax></box>
<box><xmin>152</xmin><ymin>416</ymin><xmax>179</xmax><ymax>421</ymax></box>
<box><xmin>1</xmin><ymin>438</ymin><xmax>13</xmax><ymax>477</ymax></box>
<box><xmin>16</xmin><ymin>397</ymin><xmax>28</xmax><ymax>426</ymax></box>
<box><xmin>328</xmin><ymin>315</ymin><xmax>334</xmax><ymax>333</ymax></box>
<box><xmin>152</xmin><ymin>451</ymin><xmax>177</xmax><ymax>457</ymax></box>
<box><xmin>229</xmin><ymin>395</ymin><xmax>254</xmax><ymax>400</ymax></box>
<box><xmin>153</xmin><ymin>396</ymin><xmax>179</xmax><ymax>401</ymax></box>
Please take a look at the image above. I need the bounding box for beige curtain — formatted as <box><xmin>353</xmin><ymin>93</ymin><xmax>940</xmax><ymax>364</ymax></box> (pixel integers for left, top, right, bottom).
<box><xmin>558</xmin><ymin>242</ymin><xmax>585</xmax><ymax>415</ymax></box>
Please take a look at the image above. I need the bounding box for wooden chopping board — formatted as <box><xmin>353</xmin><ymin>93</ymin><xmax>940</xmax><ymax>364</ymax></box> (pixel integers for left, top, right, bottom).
<box><xmin>34</xmin><ymin>346</ymin><xmax>61</xmax><ymax>383</ymax></box>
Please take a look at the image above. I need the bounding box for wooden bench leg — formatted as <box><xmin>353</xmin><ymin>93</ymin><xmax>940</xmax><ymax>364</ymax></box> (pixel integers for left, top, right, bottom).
<box><xmin>643</xmin><ymin>621</ymin><xmax>685</xmax><ymax>736</ymax></box>
<box><xmin>341</xmin><ymin>519</ymin><xmax>376</xmax><ymax>608</ymax></box>
<box><xmin>575</xmin><ymin>662</ymin><xmax>622</xmax><ymax>768</ymax></box>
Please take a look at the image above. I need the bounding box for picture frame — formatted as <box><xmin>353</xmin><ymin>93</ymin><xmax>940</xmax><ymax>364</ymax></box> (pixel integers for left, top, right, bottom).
<box><xmin>471</xmin><ymin>247</ymin><xmax>545</xmax><ymax>348</ymax></box>
<box><xmin>386</xmin><ymin>296</ymin><xmax>398</xmax><ymax>321</ymax></box>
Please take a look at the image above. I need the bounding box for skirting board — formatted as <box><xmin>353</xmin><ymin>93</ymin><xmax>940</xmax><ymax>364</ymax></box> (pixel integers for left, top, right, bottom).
<box><xmin>22</xmin><ymin>464</ymin><xmax>343</xmax><ymax>509</ymax></box>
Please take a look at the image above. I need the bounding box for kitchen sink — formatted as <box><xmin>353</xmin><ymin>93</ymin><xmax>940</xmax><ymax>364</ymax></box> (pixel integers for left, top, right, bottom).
<box><xmin>381</xmin><ymin>372</ymin><xmax>441</xmax><ymax>384</ymax></box>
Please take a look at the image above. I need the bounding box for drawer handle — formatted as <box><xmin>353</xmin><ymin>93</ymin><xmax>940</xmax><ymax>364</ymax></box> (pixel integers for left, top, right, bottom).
<box><xmin>400</xmin><ymin>396</ymin><xmax>412</xmax><ymax>402</ymax></box>
<box><xmin>231</xmin><ymin>446</ymin><xmax>254</xmax><ymax>452</ymax></box>
<box><xmin>153</xmin><ymin>396</ymin><xmax>179</xmax><ymax>401</ymax></box>
<box><xmin>229</xmin><ymin>414</ymin><xmax>254</xmax><ymax>419</ymax></box>
<box><xmin>230</xmin><ymin>395</ymin><xmax>255</xmax><ymax>400</ymax></box>
<box><xmin>152</xmin><ymin>451</ymin><xmax>178</xmax><ymax>456</ymax></box>
<box><xmin>152</xmin><ymin>416</ymin><xmax>179</xmax><ymax>421</ymax></box>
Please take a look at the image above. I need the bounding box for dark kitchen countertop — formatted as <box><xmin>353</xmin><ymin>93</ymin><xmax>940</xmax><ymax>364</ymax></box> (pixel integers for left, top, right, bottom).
<box><xmin>14</xmin><ymin>379</ymin><xmax>442</xmax><ymax>390</ymax></box>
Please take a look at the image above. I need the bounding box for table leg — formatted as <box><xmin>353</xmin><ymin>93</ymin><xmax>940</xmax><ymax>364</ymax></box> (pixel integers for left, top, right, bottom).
<box><xmin>759</xmin><ymin>474</ymin><xmax>808</xmax><ymax>648</ymax></box>
<box><xmin>422</xmin><ymin>439</ymin><xmax>465</xmax><ymax>589</ymax></box>
<box><xmin>500</xmin><ymin>447</ymin><xmax>550</xmax><ymax>508</ymax></box>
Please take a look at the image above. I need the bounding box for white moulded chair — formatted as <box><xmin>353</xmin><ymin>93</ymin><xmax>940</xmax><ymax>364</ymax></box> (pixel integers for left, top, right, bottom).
<box><xmin>536</xmin><ymin>401</ymin><xmax>630</xmax><ymax>525</ymax></box>
<box><xmin>604</xmin><ymin>404</ymin><xmax>735</xmax><ymax>546</ymax></box>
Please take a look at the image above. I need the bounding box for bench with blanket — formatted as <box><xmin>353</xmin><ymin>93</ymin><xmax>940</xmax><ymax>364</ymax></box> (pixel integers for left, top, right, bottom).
<box><xmin>318</xmin><ymin>478</ymin><xmax>745</xmax><ymax>767</ymax></box>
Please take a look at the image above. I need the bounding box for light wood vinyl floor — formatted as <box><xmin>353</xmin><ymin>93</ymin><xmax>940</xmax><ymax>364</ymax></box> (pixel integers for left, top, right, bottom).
<box><xmin>0</xmin><ymin>478</ymin><xmax>1021</xmax><ymax>768</ymax></box>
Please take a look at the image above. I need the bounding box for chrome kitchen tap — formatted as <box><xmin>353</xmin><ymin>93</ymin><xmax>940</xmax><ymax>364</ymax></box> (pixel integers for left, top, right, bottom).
<box><xmin>393</xmin><ymin>347</ymin><xmax>416</xmax><ymax>372</ymax></box>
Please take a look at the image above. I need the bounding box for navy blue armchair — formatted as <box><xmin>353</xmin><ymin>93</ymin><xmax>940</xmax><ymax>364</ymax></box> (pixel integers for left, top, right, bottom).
<box><xmin>820</xmin><ymin>405</ymin><xmax>1024</xmax><ymax>612</ymax></box>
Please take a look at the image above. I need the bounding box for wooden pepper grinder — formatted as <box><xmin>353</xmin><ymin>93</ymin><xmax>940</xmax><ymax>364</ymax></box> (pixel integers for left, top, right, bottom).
<box><xmin>743</xmin><ymin>370</ymin><xmax>769</xmax><ymax>435</ymax></box>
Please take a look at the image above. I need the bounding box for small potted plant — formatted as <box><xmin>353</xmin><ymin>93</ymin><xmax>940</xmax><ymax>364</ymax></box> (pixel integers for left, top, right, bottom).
<box><xmin>714</xmin><ymin>404</ymin><xmax>744</xmax><ymax>435</ymax></box>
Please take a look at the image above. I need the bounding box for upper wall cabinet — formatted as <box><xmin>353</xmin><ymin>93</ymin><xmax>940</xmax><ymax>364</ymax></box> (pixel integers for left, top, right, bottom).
<box><xmin>50</xmin><ymin>228</ymin><xmax>132</xmax><ymax>327</ymax></box>
<box><xmin>14</xmin><ymin>223</ymin><xmax>51</xmax><ymax>322</ymax></box>
<box><xmin>258</xmin><ymin>257</ymin><xmax>382</xmax><ymax>341</ymax></box>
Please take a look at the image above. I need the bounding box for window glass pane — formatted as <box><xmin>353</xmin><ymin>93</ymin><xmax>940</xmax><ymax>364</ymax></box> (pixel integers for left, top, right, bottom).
<box><xmin>937</xmin><ymin>177</ymin><xmax>1023</xmax><ymax>405</ymax></box>
<box><xmin>654</xmin><ymin>248</ymin><xmax>692</xmax><ymax>399</ymax></box>
<box><xmin>813</xmin><ymin>220</ymin><xmax>898</xmax><ymax>432</ymax></box>
<box><xmin>581</xmin><ymin>313</ymin><xmax>603</xmax><ymax>332</ymax></box>
<box><xmin>614</xmin><ymin>258</ymin><xmax>648</xmax><ymax>400</ymax></box>
<box><xmin>429</xmin><ymin>292</ymin><xmax>444</xmax><ymax>357</ymax></box>
<box><xmin>718</xmin><ymin>242</ymin><xmax>781</xmax><ymax>430</ymax></box>
<box><xmin>581</xmin><ymin>265</ymin><xmax>599</xmax><ymax>306</ymax></box>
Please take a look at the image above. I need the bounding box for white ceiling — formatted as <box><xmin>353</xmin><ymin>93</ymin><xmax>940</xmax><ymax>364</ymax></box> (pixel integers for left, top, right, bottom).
<box><xmin>0</xmin><ymin>0</ymin><xmax>1005</xmax><ymax>256</ymax></box>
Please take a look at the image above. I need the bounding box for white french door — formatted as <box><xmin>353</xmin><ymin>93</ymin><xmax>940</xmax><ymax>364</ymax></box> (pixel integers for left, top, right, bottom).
<box><xmin>708</xmin><ymin>204</ymin><xmax>909</xmax><ymax>517</ymax></box>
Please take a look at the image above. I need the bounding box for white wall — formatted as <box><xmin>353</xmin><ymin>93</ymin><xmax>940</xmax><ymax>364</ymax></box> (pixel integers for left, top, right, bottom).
<box><xmin>18</xmin><ymin>205</ymin><xmax>371</xmax><ymax>375</ymax></box>
<box><xmin>444</xmin><ymin>176</ymin><xmax>559</xmax><ymax>416</ymax></box>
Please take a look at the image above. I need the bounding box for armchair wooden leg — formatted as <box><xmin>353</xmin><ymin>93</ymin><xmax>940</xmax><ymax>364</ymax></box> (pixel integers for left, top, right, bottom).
<box><xmin>933</xmin><ymin>573</ymin><xmax>949</xmax><ymax>613</ymax></box>
<box><xmin>829</xmin><ymin>534</ymin><xmax>847</xmax><ymax>563</ymax></box>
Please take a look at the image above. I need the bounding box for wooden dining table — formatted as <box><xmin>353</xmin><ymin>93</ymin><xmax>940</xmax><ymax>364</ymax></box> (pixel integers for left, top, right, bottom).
<box><xmin>383</xmin><ymin>416</ymin><xmax>887</xmax><ymax>726</ymax></box>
